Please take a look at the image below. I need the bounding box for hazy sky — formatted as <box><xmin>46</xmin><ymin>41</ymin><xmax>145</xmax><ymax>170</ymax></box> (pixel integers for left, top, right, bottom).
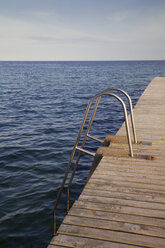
<box><xmin>0</xmin><ymin>0</ymin><xmax>165</xmax><ymax>60</ymax></box>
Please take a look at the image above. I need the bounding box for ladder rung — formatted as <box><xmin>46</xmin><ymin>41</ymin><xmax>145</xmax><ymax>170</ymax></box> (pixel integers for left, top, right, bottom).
<box><xmin>76</xmin><ymin>146</ymin><xmax>95</xmax><ymax>157</ymax></box>
<box><xmin>87</xmin><ymin>134</ymin><xmax>104</xmax><ymax>144</ymax></box>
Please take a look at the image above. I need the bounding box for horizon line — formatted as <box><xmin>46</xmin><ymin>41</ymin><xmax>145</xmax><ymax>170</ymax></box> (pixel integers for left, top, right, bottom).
<box><xmin>0</xmin><ymin>59</ymin><xmax>165</xmax><ymax>62</ymax></box>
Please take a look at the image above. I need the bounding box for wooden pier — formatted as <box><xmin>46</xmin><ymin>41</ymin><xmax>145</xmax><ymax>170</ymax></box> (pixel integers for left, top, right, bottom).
<box><xmin>48</xmin><ymin>77</ymin><xmax>165</xmax><ymax>248</ymax></box>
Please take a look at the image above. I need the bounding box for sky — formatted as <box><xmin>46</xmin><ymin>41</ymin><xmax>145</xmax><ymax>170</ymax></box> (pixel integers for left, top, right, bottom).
<box><xmin>0</xmin><ymin>0</ymin><xmax>165</xmax><ymax>61</ymax></box>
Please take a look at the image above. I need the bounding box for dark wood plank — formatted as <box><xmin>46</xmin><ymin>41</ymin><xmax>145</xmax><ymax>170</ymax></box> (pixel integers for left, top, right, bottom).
<box><xmin>88</xmin><ymin>178</ymin><xmax>165</xmax><ymax>191</ymax></box>
<box><xmin>58</xmin><ymin>224</ymin><xmax>165</xmax><ymax>248</ymax></box>
<box><xmin>63</xmin><ymin>215</ymin><xmax>165</xmax><ymax>238</ymax></box>
<box><xmin>86</xmin><ymin>182</ymin><xmax>165</xmax><ymax>196</ymax></box>
<box><xmin>78</xmin><ymin>194</ymin><xmax>165</xmax><ymax>210</ymax></box>
<box><xmin>73</xmin><ymin>200</ymin><xmax>165</xmax><ymax>218</ymax></box>
<box><xmin>82</xmin><ymin>188</ymin><xmax>165</xmax><ymax>204</ymax></box>
<box><xmin>94</xmin><ymin>168</ymin><xmax>165</xmax><ymax>180</ymax></box>
<box><xmin>69</xmin><ymin>208</ymin><xmax>165</xmax><ymax>228</ymax></box>
<box><xmin>51</xmin><ymin>234</ymin><xmax>145</xmax><ymax>248</ymax></box>
<box><xmin>91</xmin><ymin>173</ymin><xmax>165</xmax><ymax>186</ymax></box>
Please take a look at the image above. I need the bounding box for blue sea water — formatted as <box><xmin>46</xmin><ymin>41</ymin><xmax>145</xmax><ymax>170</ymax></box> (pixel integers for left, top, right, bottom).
<box><xmin>0</xmin><ymin>60</ymin><xmax>165</xmax><ymax>248</ymax></box>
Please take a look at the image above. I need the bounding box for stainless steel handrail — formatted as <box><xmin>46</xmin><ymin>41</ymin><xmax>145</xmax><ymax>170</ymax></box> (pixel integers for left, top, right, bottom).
<box><xmin>66</xmin><ymin>92</ymin><xmax>133</xmax><ymax>213</ymax></box>
<box><xmin>66</xmin><ymin>89</ymin><xmax>136</xmax><ymax>213</ymax></box>
<box><xmin>76</xmin><ymin>88</ymin><xmax>137</xmax><ymax>145</ymax></box>
<box><xmin>53</xmin><ymin>90</ymin><xmax>134</xmax><ymax>235</ymax></box>
<box><xmin>103</xmin><ymin>88</ymin><xmax>137</xmax><ymax>144</ymax></box>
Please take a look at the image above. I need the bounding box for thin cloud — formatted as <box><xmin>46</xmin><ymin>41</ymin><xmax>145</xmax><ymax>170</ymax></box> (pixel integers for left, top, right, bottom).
<box><xmin>106</xmin><ymin>11</ymin><xmax>131</xmax><ymax>22</ymax></box>
<box><xmin>28</xmin><ymin>32</ymin><xmax>119</xmax><ymax>45</ymax></box>
<box><xmin>29</xmin><ymin>10</ymin><xmax>56</xmax><ymax>20</ymax></box>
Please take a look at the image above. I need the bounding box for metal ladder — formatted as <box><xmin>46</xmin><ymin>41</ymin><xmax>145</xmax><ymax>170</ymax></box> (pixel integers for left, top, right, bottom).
<box><xmin>53</xmin><ymin>88</ymin><xmax>137</xmax><ymax>235</ymax></box>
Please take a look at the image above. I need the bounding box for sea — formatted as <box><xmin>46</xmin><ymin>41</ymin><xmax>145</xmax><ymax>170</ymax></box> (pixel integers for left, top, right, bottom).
<box><xmin>0</xmin><ymin>60</ymin><xmax>165</xmax><ymax>248</ymax></box>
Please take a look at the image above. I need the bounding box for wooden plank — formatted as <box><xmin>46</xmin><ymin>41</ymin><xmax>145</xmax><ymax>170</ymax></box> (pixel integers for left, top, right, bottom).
<box><xmin>86</xmin><ymin>182</ymin><xmax>165</xmax><ymax>196</ymax></box>
<box><xmin>94</xmin><ymin>168</ymin><xmax>165</xmax><ymax>179</ymax></box>
<box><xmin>88</xmin><ymin>178</ymin><xmax>165</xmax><ymax>191</ymax></box>
<box><xmin>69</xmin><ymin>208</ymin><xmax>165</xmax><ymax>228</ymax></box>
<box><xmin>99</xmin><ymin>161</ymin><xmax>165</xmax><ymax>170</ymax></box>
<box><xmin>96</xmin><ymin>164</ymin><xmax>165</xmax><ymax>176</ymax></box>
<box><xmin>78</xmin><ymin>194</ymin><xmax>165</xmax><ymax>210</ymax></box>
<box><xmin>73</xmin><ymin>200</ymin><xmax>165</xmax><ymax>218</ymax></box>
<box><xmin>51</xmin><ymin>234</ymin><xmax>144</xmax><ymax>248</ymax></box>
<box><xmin>82</xmin><ymin>188</ymin><xmax>165</xmax><ymax>204</ymax></box>
<box><xmin>91</xmin><ymin>173</ymin><xmax>165</xmax><ymax>186</ymax></box>
<box><xmin>100</xmin><ymin>159</ymin><xmax>165</xmax><ymax>168</ymax></box>
<box><xmin>63</xmin><ymin>215</ymin><xmax>165</xmax><ymax>238</ymax></box>
<box><xmin>111</xmin><ymin>142</ymin><xmax>165</xmax><ymax>150</ymax></box>
<box><xmin>110</xmin><ymin>147</ymin><xmax>165</xmax><ymax>156</ymax></box>
<box><xmin>58</xmin><ymin>224</ymin><xmax>165</xmax><ymax>248</ymax></box>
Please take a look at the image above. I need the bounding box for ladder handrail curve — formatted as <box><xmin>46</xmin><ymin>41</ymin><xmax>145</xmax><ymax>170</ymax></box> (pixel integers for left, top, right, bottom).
<box><xmin>102</xmin><ymin>88</ymin><xmax>137</xmax><ymax>144</ymax></box>
<box><xmin>53</xmin><ymin>91</ymin><xmax>133</xmax><ymax>235</ymax></box>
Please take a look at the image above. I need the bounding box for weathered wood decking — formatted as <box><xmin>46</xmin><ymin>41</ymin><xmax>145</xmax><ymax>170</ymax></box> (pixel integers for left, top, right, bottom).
<box><xmin>48</xmin><ymin>77</ymin><xmax>165</xmax><ymax>248</ymax></box>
